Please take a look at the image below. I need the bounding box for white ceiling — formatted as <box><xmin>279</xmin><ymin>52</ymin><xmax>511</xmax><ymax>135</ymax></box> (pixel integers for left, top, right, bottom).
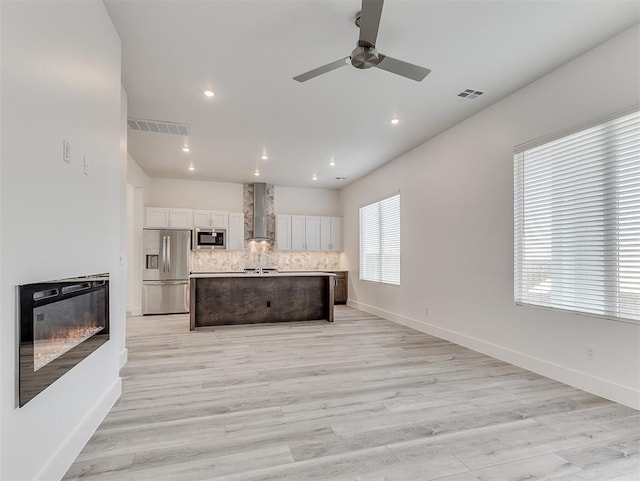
<box><xmin>105</xmin><ymin>0</ymin><xmax>639</xmax><ymax>189</ymax></box>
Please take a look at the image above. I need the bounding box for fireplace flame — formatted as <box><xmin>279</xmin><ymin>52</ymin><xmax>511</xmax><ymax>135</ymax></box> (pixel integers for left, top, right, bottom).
<box><xmin>34</xmin><ymin>325</ymin><xmax>104</xmax><ymax>371</ymax></box>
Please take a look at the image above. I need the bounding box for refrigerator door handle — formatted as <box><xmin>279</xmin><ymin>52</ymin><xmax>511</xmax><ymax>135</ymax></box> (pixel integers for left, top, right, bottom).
<box><xmin>167</xmin><ymin>236</ymin><xmax>171</xmax><ymax>272</ymax></box>
<box><xmin>162</xmin><ymin>236</ymin><xmax>167</xmax><ymax>272</ymax></box>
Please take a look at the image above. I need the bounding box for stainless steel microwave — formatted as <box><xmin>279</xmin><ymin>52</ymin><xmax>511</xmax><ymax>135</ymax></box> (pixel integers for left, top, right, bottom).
<box><xmin>193</xmin><ymin>228</ymin><xmax>227</xmax><ymax>250</ymax></box>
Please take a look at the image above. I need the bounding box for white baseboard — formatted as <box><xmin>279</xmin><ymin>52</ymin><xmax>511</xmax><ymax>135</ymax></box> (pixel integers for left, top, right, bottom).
<box><xmin>119</xmin><ymin>348</ymin><xmax>128</xmax><ymax>369</ymax></box>
<box><xmin>36</xmin><ymin>377</ymin><xmax>122</xmax><ymax>481</ymax></box>
<box><xmin>347</xmin><ymin>299</ymin><xmax>640</xmax><ymax>410</ymax></box>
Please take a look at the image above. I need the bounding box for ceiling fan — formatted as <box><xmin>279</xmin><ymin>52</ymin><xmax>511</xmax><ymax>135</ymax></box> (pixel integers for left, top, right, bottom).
<box><xmin>293</xmin><ymin>0</ymin><xmax>431</xmax><ymax>83</ymax></box>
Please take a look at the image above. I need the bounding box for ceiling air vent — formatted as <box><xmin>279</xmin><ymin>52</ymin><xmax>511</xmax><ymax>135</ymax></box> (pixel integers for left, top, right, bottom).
<box><xmin>456</xmin><ymin>89</ymin><xmax>484</xmax><ymax>102</ymax></box>
<box><xmin>127</xmin><ymin>118</ymin><xmax>190</xmax><ymax>136</ymax></box>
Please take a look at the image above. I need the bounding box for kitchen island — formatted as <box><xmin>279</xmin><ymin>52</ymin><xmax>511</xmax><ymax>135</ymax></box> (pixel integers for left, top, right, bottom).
<box><xmin>189</xmin><ymin>272</ymin><xmax>336</xmax><ymax>329</ymax></box>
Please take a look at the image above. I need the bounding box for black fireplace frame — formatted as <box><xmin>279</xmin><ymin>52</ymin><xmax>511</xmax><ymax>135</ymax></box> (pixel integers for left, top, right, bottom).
<box><xmin>18</xmin><ymin>274</ymin><xmax>110</xmax><ymax>407</ymax></box>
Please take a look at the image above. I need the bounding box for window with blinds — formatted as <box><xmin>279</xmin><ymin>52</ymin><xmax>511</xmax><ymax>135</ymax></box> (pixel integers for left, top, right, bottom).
<box><xmin>514</xmin><ymin>109</ymin><xmax>640</xmax><ymax>322</ymax></box>
<box><xmin>359</xmin><ymin>193</ymin><xmax>400</xmax><ymax>285</ymax></box>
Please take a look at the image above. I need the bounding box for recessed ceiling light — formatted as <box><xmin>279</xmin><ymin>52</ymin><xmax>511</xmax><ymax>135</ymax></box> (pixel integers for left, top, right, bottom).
<box><xmin>204</xmin><ymin>90</ymin><xmax>215</xmax><ymax>98</ymax></box>
<box><xmin>312</xmin><ymin>174</ymin><xmax>318</xmax><ymax>181</ymax></box>
<box><xmin>329</xmin><ymin>158</ymin><xmax>336</xmax><ymax>166</ymax></box>
<box><xmin>261</xmin><ymin>154</ymin><xmax>269</xmax><ymax>160</ymax></box>
<box><xmin>254</xmin><ymin>170</ymin><xmax>260</xmax><ymax>177</ymax></box>
<box><xmin>182</xmin><ymin>146</ymin><xmax>190</xmax><ymax>152</ymax></box>
<box><xmin>188</xmin><ymin>166</ymin><xmax>195</xmax><ymax>171</ymax></box>
<box><xmin>390</xmin><ymin>118</ymin><xmax>400</xmax><ymax>125</ymax></box>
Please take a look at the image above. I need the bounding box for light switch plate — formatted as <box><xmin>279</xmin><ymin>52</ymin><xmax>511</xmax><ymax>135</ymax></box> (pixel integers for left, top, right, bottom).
<box><xmin>83</xmin><ymin>155</ymin><xmax>89</xmax><ymax>175</ymax></box>
<box><xmin>63</xmin><ymin>140</ymin><xmax>71</xmax><ymax>163</ymax></box>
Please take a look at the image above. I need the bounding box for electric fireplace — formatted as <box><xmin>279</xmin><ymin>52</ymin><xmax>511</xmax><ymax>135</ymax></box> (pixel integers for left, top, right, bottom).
<box><xmin>19</xmin><ymin>274</ymin><xmax>109</xmax><ymax>406</ymax></box>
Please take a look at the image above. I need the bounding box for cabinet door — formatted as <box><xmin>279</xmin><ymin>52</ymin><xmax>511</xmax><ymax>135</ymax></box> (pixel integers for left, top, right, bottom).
<box><xmin>227</xmin><ymin>212</ymin><xmax>244</xmax><ymax>250</ymax></box>
<box><xmin>305</xmin><ymin>216</ymin><xmax>321</xmax><ymax>251</ymax></box>
<box><xmin>169</xmin><ymin>209</ymin><xmax>194</xmax><ymax>228</ymax></box>
<box><xmin>193</xmin><ymin>210</ymin><xmax>211</xmax><ymax>228</ymax></box>
<box><xmin>211</xmin><ymin>211</ymin><xmax>228</xmax><ymax>229</ymax></box>
<box><xmin>291</xmin><ymin>215</ymin><xmax>306</xmax><ymax>250</ymax></box>
<box><xmin>320</xmin><ymin>217</ymin><xmax>331</xmax><ymax>251</ymax></box>
<box><xmin>145</xmin><ymin>207</ymin><xmax>170</xmax><ymax>228</ymax></box>
<box><xmin>276</xmin><ymin>215</ymin><xmax>292</xmax><ymax>251</ymax></box>
<box><xmin>330</xmin><ymin>217</ymin><xmax>342</xmax><ymax>251</ymax></box>
<box><xmin>334</xmin><ymin>271</ymin><xmax>348</xmax><ymax>304</ymax></box>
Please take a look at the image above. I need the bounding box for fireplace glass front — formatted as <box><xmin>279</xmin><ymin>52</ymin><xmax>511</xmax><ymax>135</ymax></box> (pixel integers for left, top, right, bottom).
<box><xmin>19</xmin><ymin>274</ymin><xmax>109</xmax><ymax>406</ymax></box>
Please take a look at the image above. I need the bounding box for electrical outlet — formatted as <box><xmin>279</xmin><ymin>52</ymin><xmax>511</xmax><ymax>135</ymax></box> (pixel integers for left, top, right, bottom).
<box><xmin>83</xmin><ymin>155</ymin><xmax>89</xmax><ymax>175</ymax></box>
<box><xmin>586</xmin><ymin>345</ymin><xmax>595</xmax><ymax>360</ymax></box>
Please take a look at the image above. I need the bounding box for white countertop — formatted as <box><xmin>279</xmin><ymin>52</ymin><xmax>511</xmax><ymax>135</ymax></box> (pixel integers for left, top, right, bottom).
<box><xmin>190</xmin><ymin>271</ymin><xmax>337</xmax><ymax>278</ymax></box>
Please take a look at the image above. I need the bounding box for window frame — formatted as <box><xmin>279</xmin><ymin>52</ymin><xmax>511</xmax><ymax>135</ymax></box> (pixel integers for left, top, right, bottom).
<box><xmin>514</xmin><ymin>108</ymin><xmax>640</xmax><ymax>325</ymax></box>
<box><xmin>359</xmin><ymin>192</ymin><xmax>401</xmax><ymax>286</ymax></box>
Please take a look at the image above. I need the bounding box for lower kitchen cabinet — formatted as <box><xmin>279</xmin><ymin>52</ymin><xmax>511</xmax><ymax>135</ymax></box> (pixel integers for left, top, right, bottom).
<box><xmin>330</xmin><ymin>271</ymin><xmax>348</xmax><ymax>304</ymax></box>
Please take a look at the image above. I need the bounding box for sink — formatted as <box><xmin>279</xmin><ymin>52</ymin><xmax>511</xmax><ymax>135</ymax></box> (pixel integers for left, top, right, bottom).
<box><xmin>243</xmin><ymin>268</ymin><xmax>278</xmax><ymax>274</ymax></box>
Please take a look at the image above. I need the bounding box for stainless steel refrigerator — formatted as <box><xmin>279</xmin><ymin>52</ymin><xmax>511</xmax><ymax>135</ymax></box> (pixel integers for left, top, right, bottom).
<box><xmin>142</xmin><ymin>229</ymin><xmax>191</xmax><ymax>314</ymax></box>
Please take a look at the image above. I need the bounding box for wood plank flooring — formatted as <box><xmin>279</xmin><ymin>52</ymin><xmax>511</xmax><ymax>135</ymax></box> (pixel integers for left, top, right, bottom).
<box><xmin>63</xmin><ymin>306</ymin><xmax>640</xmax><ymax>481</ymax></box>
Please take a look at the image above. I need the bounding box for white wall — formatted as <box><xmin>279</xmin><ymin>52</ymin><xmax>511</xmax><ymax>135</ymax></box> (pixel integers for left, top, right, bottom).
<box><xmin>341</xmin><ymin>25</ymin><xmax>640</xmax><ymax>408</ymax></box>
<box><xmin>0</xmin><ymin>2</ymin><xmax>125</xmax><ymax>479</ymax></box>
<box><xmin>147</xmin><ymin>177</ymin><xmax>244</xmax><ymax>212</ymax></box>
<box><xmin>127</xmin><ymin>153</ymin><xmax>150</xmax><ymax>192</ymax></box>
<box><xmin>126</xmin><ymin>155</ymin><xmax>148</xmax><ymax>316</ymax></box>
<box><xmin>275</xmin><ymin>186</ymin><xmax>341</xmax><ymax>216</ymax></box>
<box><xmin>144</xmin><ymin>177</ymin><xmax>341</xmax><ymax>216</ymax></box>
<box><xmin>117</xmin><ymin>88</ymin><xmax>128</xmax><ymax>367</ymax></box>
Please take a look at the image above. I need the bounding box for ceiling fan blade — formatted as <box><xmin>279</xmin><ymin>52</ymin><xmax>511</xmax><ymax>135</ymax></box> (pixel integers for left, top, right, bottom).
<box><xmin>293</xmin><ymin>58</ymin><xmax>348</xmax><ymax>82</ymax></box>
<box><xmin>375</xmin><ymin>54</ymin><xmax>431</xmax><ymax>82</ymax></box>
<box><xmin>358</xmin><ymin>0</ymin><xmax>384</xmax><ymax>47</ymax></box>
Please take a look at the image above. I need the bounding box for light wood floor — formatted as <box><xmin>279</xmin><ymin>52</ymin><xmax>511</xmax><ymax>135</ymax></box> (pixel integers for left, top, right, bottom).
<box><xmin>64</xmin><ymin>306</ymin><xmax>639</xmax><ymax>481</ymax></box>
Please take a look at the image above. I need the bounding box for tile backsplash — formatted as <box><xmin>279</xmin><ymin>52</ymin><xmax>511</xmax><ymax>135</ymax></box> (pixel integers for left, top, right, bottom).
<box><xmin>192</xmin><ymin>245</ymin><xmax>344</xmax><ymax>272</ymax></box>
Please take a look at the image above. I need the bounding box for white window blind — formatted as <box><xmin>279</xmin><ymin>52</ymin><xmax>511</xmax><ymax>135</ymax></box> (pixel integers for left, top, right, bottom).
<box><xmin>360</xmin><ymin>194</ymin><xmax>400</xmax><ymax>285</ymax></box>
<box><xmin>514</xmin><ymin>110</ymin><xmax>640</xmax><ymax>322</ymax></box>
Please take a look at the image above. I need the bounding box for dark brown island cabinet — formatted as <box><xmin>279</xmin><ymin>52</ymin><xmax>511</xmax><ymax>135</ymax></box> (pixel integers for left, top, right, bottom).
<box><xmin>328</xmin><ymin>271</ymin><xmax>348</xmax><ymax>304</ymax></box>
<box><xmin>189</xmin><ymin>272</ymin><xmax>336</xmax><ymax>329</ymax></box>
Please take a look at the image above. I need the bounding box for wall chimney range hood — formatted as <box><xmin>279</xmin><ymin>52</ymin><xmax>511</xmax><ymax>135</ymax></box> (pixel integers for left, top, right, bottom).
<box><xmin>251</xmin><ymin>182</ymin><xmax>271</xmax><ymax>242</ymax></box>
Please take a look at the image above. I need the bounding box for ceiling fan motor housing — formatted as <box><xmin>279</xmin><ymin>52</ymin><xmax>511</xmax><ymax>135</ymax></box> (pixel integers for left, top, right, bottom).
<box><xmin>350</xmin><ymin>45</ymin><xmax>380</xmax><ymax>69</ymax></box>
<box><xmin>293</xmin><ymin>1</ymin><xmax>431</xmax><ymax>82</ymax></box>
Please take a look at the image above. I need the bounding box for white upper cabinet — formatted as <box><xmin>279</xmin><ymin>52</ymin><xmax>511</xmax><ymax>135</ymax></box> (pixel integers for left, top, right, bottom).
<box><xmin>304</xmin><ymin>216</ymin><xmax>321</xmax><ymax>251</ymax></box>
<box><xmin>146</xmin><ymin>207</ymin><xmax>228</xmax><ymax>230</ymax></box>
<box><xmin>330</xmin><ymin>216</ymin><xmax>342</xmax><ymax>251</ymax></box>
<box><xmin>320</xmin><ymin>217</ymin><xmax>331</xmax><ymax>251</ymax></box>
<box><xmin>277</xmin><ymin>214</ymin><xmax>342</xmax><ymax>251</ymax></box>
<box><xmin>144</xmin><ymin>207</ymin><xmax>193</xmax><ymax>229</ymax></box>
<box><xmin>145</xmin><ymin>207</ymin><xmax>342</xmax><ymax>251</ymax></box>
<box><xmin>227</xmin><ymin>212</ymin><xmax>244</xmax><ymax>250</ymax></box>
<box><xmin>211</xmin><ymin>211</ymin><xmax>228</xmax><ymax>229</ymax></box>
<box><xmin>276</xmin><ymin>215</ymin><xmax>292</xmax><ymax>251</ymax></box>
<box><xmin>290</xmin><ymin>215</ymin><xmax>306</xmax><ymax>250</ymax></box>
<box><xmin>168</xmin><ymin>208</ymin><xmax>193</xmax><ymax>228</ymax></box>
<box><xmin>193</xmin><ymin>210</ymin><xmax>211</xmax><ymax>228</ymax></box>
<box><xmin>144</xmin><ymin>207</ymin><xmax>170</xmax><ymax>228</ymax></box>
<box><xmin>320</xmin><ymin>216</ymin><xmax>342</xmax><ymax>251</ymax></box>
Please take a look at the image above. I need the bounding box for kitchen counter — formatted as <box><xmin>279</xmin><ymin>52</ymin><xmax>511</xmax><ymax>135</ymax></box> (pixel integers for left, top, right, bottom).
<box><xmin>189</xmin><ymin>272</ymin><xmax>335</xmax><ymax>329</ymax></box>
<box><xmin>190</xmin><ymin>271</ymin><xmax>336</xmax><ymax>278</ymax></box>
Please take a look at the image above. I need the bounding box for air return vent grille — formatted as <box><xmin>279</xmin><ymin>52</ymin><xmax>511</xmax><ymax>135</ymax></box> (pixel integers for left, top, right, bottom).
<box><xmin>456</xmin><ymin>89</ymin><xmax>484</xmax><ymax>102</ymax></box>
<box><xmin>127</xmin><ymin>118</ymin><xmax>190</xmax><ymax>136</ymax></box>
